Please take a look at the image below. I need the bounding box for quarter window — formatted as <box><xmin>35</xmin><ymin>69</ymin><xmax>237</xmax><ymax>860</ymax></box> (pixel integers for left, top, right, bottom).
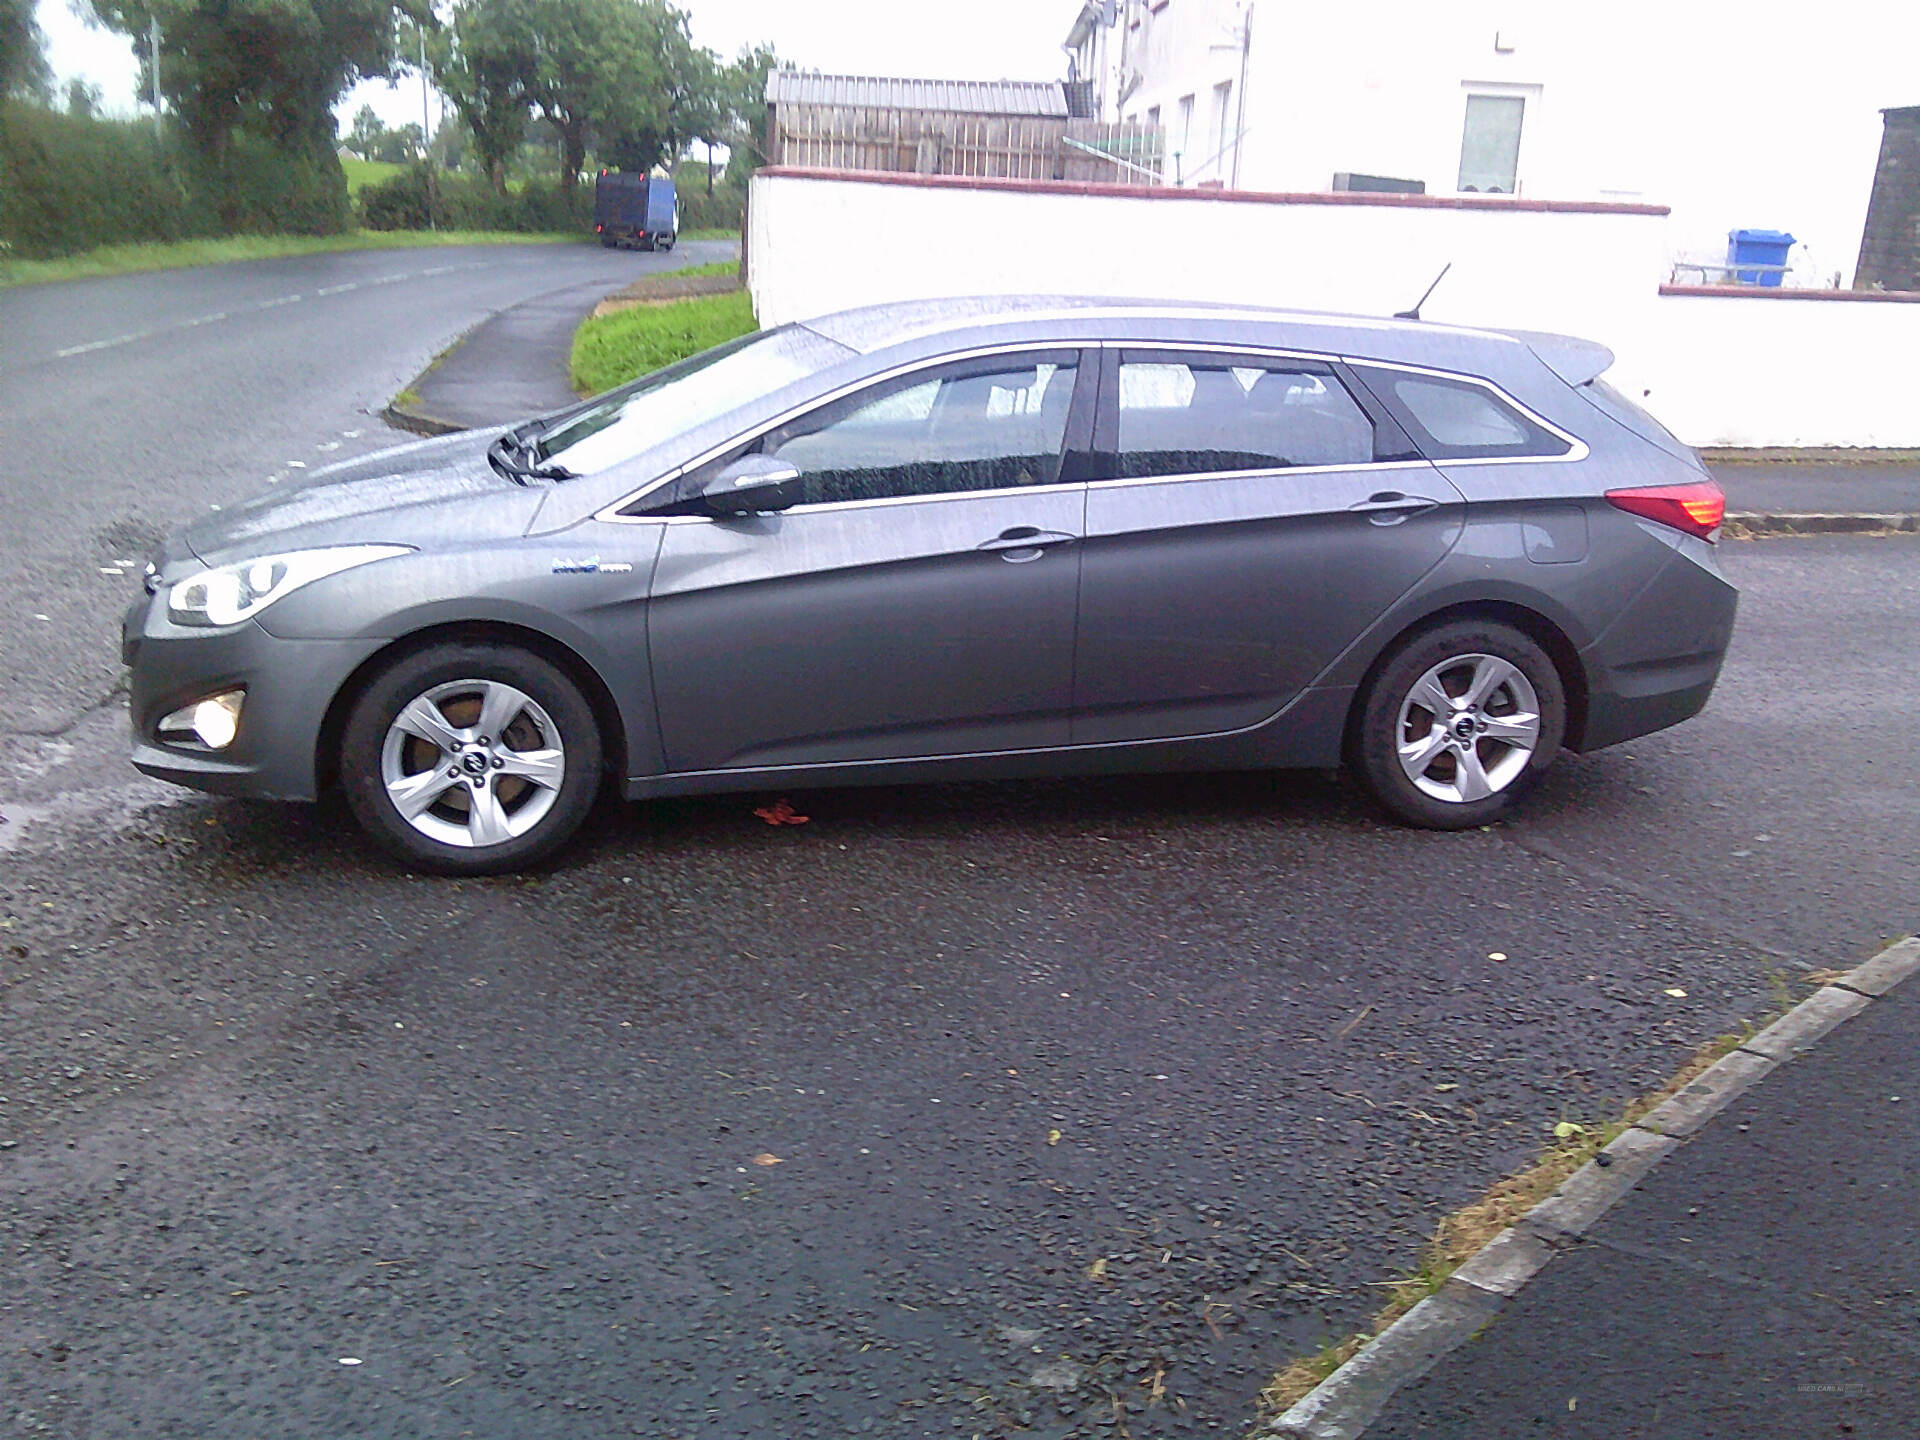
<box><xmin>1372</xmin><ymin>372</ymin><xmax>1572</xmax><ymax>460</ymax></box>
<box><xmin>1113</xmin><ymin>357</ymin><xmax>1378</xmax><ymax>477</ymax></box>
<box><xmin>756</xmin><ymin>353</ymin><xmax>1081</xmax><ymax>506</ymax></box>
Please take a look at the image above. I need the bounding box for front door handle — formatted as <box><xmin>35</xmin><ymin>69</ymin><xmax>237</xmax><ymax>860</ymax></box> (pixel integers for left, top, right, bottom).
<box><xmin>976</xmin><ymin>527</ymin><xmax>1077</xmax><ymax>562</ymax></box>
<box><xmin>1348</xmin><ymin>491</ymin><xmax>1442</xmax><ymax>526</ymax></box>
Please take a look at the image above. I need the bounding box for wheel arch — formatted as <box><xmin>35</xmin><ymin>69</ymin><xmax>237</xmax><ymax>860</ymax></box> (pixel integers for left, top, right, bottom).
<box><xmin>315</xmin><ymin>620</ymin><xmax>630</xmax><ymax>796</ymax></box>
<box><xmin>1342</xmin><ymin>599</ymin><xmax>1591</xmax><ymax>759</ymax></box>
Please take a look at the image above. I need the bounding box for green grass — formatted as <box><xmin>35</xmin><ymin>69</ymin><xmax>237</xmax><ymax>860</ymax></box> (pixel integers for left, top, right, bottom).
<box><xmin>679</xmin><ymin>226</ymin><xmax>739</xmax><ymax>242</ymax></box>
<box><xmin>570</xmin><ymin>288</ymin><xmax>757</xmax><ymax>396</ymax></box>
<box><xmin>671</xmin><ymin>259</ymin><xmax>739</xmax><ymax>279</ymax></box>
<box><xmin>0</xmin><ymin>228</ymin><xmax>580</xmax><ymax>288</ymax></box>
<box><xmin>340</xmin><ymin>157</ymin><xmax>405</xmax><ymax>195</ymax></box>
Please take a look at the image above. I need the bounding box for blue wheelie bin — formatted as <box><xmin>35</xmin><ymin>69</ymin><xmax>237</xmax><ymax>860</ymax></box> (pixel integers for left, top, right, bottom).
<box><xmin>1727</xmin><ymin>228</ymin><xmax>1795</xmax><ymax>286</ymax></box>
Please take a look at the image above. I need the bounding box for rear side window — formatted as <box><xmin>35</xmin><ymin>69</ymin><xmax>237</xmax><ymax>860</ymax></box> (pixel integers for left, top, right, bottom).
<box><xmin>1113</xmin><ymin>356</ymin><xmax>1379</xmax><ymax>478</ymax></box>
<box><xmin>1365</xmin><ymin>370</ymin><xmax>1573</xmax><ymax>461</ymax></box>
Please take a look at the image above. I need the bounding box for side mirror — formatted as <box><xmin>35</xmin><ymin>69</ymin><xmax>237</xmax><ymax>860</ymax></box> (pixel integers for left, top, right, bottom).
<box><xmin>700</xmin><ymin>455</ymin><xmax>805</xmax><ymax>515</ymax></box>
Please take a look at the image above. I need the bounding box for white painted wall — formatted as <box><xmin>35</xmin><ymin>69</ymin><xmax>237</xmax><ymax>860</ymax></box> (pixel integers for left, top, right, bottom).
<box><xmin>1092</xmin><ymin>0</ymin><xmax>1920</xmax><ymax>288</ymax></box>
<box><xmin>749</xmin><ymin>170</ymin><xmax>1920</xmax><ymax>448</ymax></box>
<box><xmin>1629</xmin><ymin>294</ymin><xmax>1920</xmax><ymax>450</ymax></box>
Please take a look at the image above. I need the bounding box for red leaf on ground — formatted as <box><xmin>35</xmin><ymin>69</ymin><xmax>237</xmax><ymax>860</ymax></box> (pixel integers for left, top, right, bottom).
<box><xmin>753</xmin><ymin>799</ymin><xmax>810</xmax><ymax>826</ymax></box>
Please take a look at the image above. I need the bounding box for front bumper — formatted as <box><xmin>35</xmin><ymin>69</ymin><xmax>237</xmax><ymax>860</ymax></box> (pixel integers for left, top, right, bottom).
<box><xmin>123</xmin><ymin>590</ymin><xmax>386</xmax><ymax>800</ymax></box>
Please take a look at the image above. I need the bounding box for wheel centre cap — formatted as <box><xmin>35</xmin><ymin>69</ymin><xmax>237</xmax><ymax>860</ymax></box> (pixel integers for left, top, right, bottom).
<box><xmin>461</xmin><ymin>749</ymin><xmax>490</xmax><ymax>776</ymax></box>
<box><xmin>1453</xmin><ymin>716</ymin><xmax>1477</xmax><ymax>740</ymax></box>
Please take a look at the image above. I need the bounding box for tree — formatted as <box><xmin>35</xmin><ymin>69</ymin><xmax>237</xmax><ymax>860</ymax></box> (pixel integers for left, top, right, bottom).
<box><xmin>426</xmin><ymin>0</ymin><xmax>534</xmax><ymax>192</ymax></box>
<box><xmin>65</xmin><ymin>77</ymin><xmax>104</xmax><ymax>117</ymax></box>
<box><xmin>87</xmin><ymin>0</ymin><xmax>430</xmax><ymax>225</ymax></box>
<box><xmin>592</xmin><ymin>1</ymin><xmax>710</xmax><ymax>174</ymax></box>
<box><xmin>521</xmin><ymin>0</ymin><xmax>655</xmax><ymax>191</ymax></box>
<box><xmin>720</xmin><ymin>43</ymin><xmax>779</xmax><ymax>188</ymax></box>
<box><xmin>377</xmin><ymin>119</ymin><xmax>422</xmax><ymax>161</ymax></box>
<box><xmin>1</xmin><ymin>0</ymin><xmax>53</xmax><ymax>102</ymax></box>
<box><xmin>347</xmin><ymin>101</ymin><xmax>385</xmax><ymax>157</ymax></box>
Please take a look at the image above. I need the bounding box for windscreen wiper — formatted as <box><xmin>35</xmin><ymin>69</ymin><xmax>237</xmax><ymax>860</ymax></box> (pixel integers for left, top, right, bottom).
<box><xmin>487</xmin><ymin>429</ymin><xmax>575</xmax><ymax>483</ymax></box>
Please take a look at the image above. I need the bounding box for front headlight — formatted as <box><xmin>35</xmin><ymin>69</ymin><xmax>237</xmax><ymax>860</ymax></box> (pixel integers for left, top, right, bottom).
<box><xmin>167</xmin><ymin>545</ymin><xmax>413</xmax><ymax>627</ymax></box>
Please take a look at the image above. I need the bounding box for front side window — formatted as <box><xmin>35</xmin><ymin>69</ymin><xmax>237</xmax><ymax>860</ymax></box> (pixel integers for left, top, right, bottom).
<box><xmin>1113</xmin><ymin>356</ymin><xmax>1377</xmax><ymax>478</ymax></box>
<box><xmin>1371</xmin><ymin>371</ymin><xmax>1573</xmax><ymax>461</ymax></box>
<box><xmin>756</xmin><ymin>353</ymin><xmax>1081</xmax><ymax>506</ymax></box>
<box><xmin>1458</xmin><ymin>94</ymin><xmax>1525</xmax><ymax>194</ymax></box>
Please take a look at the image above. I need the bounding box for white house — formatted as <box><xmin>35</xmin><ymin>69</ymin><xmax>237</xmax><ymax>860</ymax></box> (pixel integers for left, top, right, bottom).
<box><xmin>1064</xmin><ymin>0</ymin><xmax>1920</xmax><ymax>287</ymax></box>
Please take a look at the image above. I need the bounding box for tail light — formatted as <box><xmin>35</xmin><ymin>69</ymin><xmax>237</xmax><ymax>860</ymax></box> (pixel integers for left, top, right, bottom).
<box><xmin>1605</xmin><ymin>481</ymin><xmax>1726</xmax><ymax>540</ymax></box>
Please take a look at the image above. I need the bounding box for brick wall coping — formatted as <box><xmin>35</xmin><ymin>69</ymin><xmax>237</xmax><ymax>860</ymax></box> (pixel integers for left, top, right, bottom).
<box><xmin>756</xmin><ymin>165</ymin><xmax>1671</xmax><ymax>216</ymax></box>
<box><xmin>1659</xmin><ymin>283</ymin><xmax>1920</xmax><ymax>303</ymax></box>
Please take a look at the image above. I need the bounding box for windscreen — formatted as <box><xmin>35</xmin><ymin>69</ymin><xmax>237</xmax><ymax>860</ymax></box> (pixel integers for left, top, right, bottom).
<box><xmin>532</xmin><ymin>324</ymin><xmax>851</xmax><ymax>477</ymax></box>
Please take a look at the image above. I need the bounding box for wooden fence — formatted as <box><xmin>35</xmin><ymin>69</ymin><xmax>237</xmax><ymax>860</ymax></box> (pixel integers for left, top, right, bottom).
<box><xmin>771</xmin><ymin>106</ymin><xmax>1164</xmax><ymax>184</ymax></box>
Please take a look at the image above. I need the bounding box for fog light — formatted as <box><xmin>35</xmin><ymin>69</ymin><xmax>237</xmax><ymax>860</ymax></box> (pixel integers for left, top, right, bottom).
<box><xmin>158</xmin><ymin>690</ymin><xmax>245</xmax><ymax>750</ymax></box>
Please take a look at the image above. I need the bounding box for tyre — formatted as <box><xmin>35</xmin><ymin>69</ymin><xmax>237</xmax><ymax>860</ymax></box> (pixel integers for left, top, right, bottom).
<box><xmin>340</xmin><ymin>643</ymin><xmax>603</xmax><ymax>874</ymax></box>
<box><xmin>599</xmin><ymin>234</ymin><xmax>617</xmax><ymax>248</ymax></box>
<box><xmin>1351</xmin><ymin>619</ymin><xmax>1565</xmax><ymax>830</ymax></box>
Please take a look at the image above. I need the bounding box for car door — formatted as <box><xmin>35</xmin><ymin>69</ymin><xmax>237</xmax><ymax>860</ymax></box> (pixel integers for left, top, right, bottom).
<box><xmin>1072</xmin><ymin>347</ymin><xmax>1466</xmax><ymax>745</ymax></box>
<box><xmin>645</xmin><ymin>348</ymin><xmax>1094</xmax><ymax>773</ymax></box>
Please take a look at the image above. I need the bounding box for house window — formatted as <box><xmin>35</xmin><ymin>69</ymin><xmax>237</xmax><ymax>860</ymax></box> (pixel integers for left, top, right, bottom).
<box><xmin>1212</xmin><ymin>81</ymin><xmax>1234</xmax><ymax>153</ymax></box>
<box><xmin>1458</xmin><ymin>94</ymin><xmax>1525</xmax><ymax>194</ymax></box>
<box><xmin>1176</xmin><ymin>94</ymin><xmax>1195</xmax><ymax>177</ymax></box>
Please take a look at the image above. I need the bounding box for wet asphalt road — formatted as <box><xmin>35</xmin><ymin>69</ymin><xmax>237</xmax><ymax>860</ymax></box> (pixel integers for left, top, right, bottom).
<box><xmin>0</xmin><ymin>238</ymin><xmax>734</xmax><ymax>736</ymax></box>
<box><xmin>1</xmin><ymin>256</ymin><xmax>1917</xmax><ymax>1438</ymax></box>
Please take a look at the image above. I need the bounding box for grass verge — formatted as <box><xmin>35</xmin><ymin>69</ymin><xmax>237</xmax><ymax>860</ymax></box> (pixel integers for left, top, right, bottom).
<box><xmin>670</xmin><ymin>259</ymin><xmax>739</xmax><ymax>279</ymax></box>
<box><xmin>1257</xmin><ymin>1010</ymin><xmax>1795</xmax><ymax>1417</ymax></box>
<box><xmin>0</xmin><ymin>229</ymin><xmax>578</xmax><ymax>289</ymax></box>
<box><xmin>679</xmin><ymin>227</ymin><xmax>740</xmax><ymax>243</ymax></box>
<box><xmin>569</xmin><ymin>288</ymin><xmax>756</xmax><ymax>396</ymax></box>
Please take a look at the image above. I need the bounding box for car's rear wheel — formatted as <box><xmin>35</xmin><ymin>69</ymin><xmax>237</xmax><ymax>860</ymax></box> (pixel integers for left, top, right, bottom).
<box><xmin>1352</xmin><ymin>619</ymin><xmax>1565</xmax><ymax>830</ymax></box>
<box><xmin>341</xmin><ymin>643</ymin><xmax>602</xmax><ymax>874</ymax></box>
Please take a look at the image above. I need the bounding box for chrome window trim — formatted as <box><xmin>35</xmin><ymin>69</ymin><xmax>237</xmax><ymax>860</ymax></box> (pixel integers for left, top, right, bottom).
<box><xmin>592</xmin><ymin>337</ymin><xmax>1587</xmax><ymax>527</ymax></box>
<box><xmin>1340</xmin><ymin>355</ymin><xmax>1591</xmax><ymax>464</ymax></box>
<box><xmin>1087</xmin><ymin>459</ymin><xmax>1435</xmax><ymax>492</ymax></box>
<box><xmin>592</xmin><ymin>341</ymin><xmax>1092</xmax><ymax>525</ymax></box>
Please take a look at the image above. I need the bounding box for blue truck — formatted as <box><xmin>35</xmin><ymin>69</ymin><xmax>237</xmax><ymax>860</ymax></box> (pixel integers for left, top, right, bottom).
<box><xmin>593</xmin><ymin>171</ymin><xmax>678</xmax><ymax>251</ymax></box>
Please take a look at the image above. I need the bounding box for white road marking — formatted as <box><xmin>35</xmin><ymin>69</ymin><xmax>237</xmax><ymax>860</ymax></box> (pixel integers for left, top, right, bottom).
<box><xmin>51</xmin><ymin>257</ymin><xmax>502</xmax><ymax>362</ymax></box>
<box><xmin>55</xmin><ymin>335</ymin><xmax>144</xmax><ymax>358</ymax></box>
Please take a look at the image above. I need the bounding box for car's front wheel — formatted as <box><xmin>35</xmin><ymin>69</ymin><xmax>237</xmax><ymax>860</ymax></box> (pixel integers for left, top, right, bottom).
<box><xmin>340</xmin><ymin>643</ymin><xmax>603</xmax><ymax>874</ymax></box>
<box><xmin>1352</xmin><ymin>619</ymin><xmax>1565</xmax><ymax>830</ymax></box>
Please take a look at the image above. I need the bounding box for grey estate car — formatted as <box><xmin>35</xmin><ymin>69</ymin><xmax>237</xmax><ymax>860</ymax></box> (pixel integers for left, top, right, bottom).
<box><xmin>124</xmin><ymin>296</ymin><xmax>1737</xmax><ymax>873</ymax></box>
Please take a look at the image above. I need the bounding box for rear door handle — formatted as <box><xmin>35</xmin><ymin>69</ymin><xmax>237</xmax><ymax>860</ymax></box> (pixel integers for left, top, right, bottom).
<box><xmin>976</xmin><ymin>527</ymin><xmax>1077</xmax><ymax>561</ymax></box>
<box><xmin>1348</xmin><ymin>491</ymin><xmax>1442</xmax><ymax>525</ymax></box>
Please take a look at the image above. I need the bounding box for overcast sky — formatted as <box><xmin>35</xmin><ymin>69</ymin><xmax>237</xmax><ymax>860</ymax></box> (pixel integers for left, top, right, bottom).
<box><xmin>34</xmin><ymin>0</ymin><xmax>1078</xmax><ymax>129</ymax></box>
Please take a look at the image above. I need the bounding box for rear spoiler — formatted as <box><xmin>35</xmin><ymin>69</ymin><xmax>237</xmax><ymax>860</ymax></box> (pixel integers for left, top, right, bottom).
<box><xmin>1496</xmin><ymin>329</ymin><xmax>1615</xmax><ymax>387</ymax></box>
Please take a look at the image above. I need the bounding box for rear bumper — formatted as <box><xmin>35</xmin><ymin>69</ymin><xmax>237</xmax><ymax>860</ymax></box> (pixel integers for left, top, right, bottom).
<box><xmin>1574</xmin><ymin>536</ymin><xmax>1738</xmax><ymax>752</ymax></box>
<box><xmin>123</xmin><ymin>591</ymin><xmax>384</xmax><ymax>800</ymax></box>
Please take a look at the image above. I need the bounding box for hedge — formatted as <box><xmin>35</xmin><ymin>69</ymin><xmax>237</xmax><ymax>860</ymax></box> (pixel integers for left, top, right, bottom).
<box><xmin>358</xmin><ymin>165</ymin><xmax>591</xmax><ymax>234</ymax></box>
<box><xmin>0</xmin><ymin>102</ymin><xmax>351</xmax><ymax>259</ymax></box>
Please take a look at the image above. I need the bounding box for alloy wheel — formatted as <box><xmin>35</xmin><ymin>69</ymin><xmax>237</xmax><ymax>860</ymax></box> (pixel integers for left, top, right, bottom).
<box><xmin>378</xmin><ymin>678</ymin><xmax>566</xmax><ymax>848</ymax></box>
<box><xmin>1394</xmin><ymin>653</ymin><xmax>1542</xmax><ymax>804</ymax></box>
